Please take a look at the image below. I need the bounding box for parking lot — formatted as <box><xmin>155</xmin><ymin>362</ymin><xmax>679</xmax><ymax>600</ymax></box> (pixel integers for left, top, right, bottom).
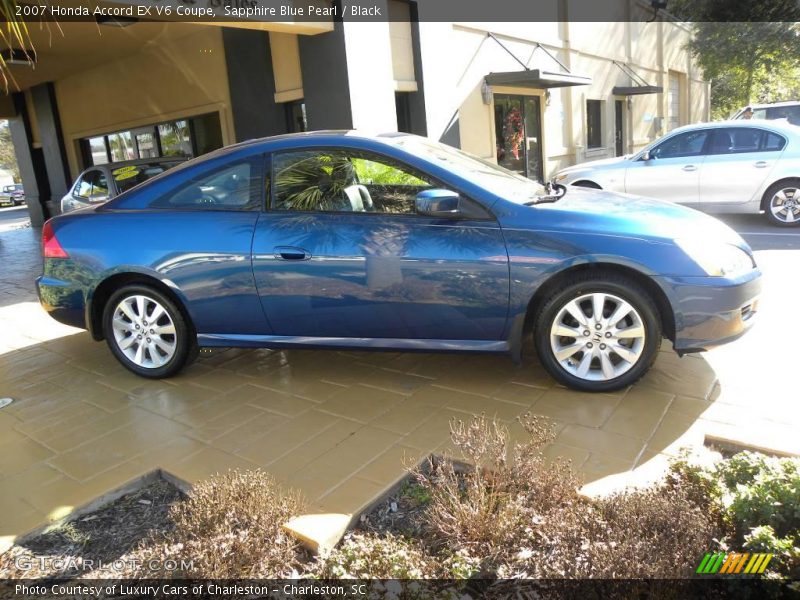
<box><xmin>1</xmin><ymin>210</ymin><xmax>798</xmax><ymax>550</ymax></box>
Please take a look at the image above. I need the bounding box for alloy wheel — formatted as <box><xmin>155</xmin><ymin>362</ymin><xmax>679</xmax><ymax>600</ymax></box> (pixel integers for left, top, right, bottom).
<box><xmin>769</xmin><ymin>187</ymin><xmax>800</xmax><ymax>224</ymax></box>
<box><xmin>111</xmin><ymin>294</ymin><xmax>177</xmax><ymax>369</ymax></box>
<box><xmin>549</xmin><ymin>292</ymin><xmax>646</xmax><ymax>382</ymax></box>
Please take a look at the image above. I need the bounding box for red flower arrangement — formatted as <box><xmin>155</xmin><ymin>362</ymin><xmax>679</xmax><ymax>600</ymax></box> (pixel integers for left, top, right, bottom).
<box><xmin>503</xmin><ymin>107</ymin><xmax>524</xmax><ymax>159</ymax></box>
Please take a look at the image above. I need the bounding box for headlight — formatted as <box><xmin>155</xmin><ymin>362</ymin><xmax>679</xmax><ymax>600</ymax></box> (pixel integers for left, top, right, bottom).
<box><xmin>554</xmin><ymin>173</ymin><xmax>568</xmax><ymax>182</ymax></box>
<box><xmin>675</xmin><ymin>238</ymin><xmax>754</xmax><ymax>277</ymax></box>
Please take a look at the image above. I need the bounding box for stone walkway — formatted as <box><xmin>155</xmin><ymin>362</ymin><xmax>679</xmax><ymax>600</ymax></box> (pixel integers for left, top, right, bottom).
<box><xmin>1</xmin><ymin>225</ymin><xmax>796</xmax><ymax>552</ymax></box>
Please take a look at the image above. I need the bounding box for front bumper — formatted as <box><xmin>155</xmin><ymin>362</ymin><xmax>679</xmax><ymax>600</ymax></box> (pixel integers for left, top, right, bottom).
<box><xmin>655</xmin><ymin>268</ymin><xmax>762</xmax><ymax>353</ymax></box>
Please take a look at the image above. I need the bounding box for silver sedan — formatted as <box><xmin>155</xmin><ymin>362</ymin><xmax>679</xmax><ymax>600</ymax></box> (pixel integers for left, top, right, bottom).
<box><xmin>554</xmin><ymin>120</ymin><xmax>800</xmax><ymax>226</ymax></box>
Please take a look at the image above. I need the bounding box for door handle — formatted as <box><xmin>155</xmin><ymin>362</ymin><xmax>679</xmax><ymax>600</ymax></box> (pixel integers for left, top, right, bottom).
<box><xmin>274</xmin><ymin>246</ymin><xmax>311</xmax><ymax>261</ymax></box>
<box><xmin>682</xmin><ymin>165</ymin><xmax>698</xmax><ymax>172</ymax></box>
<box><xmin>754</xmin><ymin>161</ymin><xmax>768</xmax><ymax>168</ymax></box>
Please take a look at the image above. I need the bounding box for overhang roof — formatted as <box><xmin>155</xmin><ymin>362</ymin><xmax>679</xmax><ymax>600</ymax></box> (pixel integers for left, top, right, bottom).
<box><xmin>612</xmin><ymin>85</ymin><xmax>664</xmax><ymax>95</ymax></box>
<box><xmin>485</xmin><ymin>69</ymin><xmax>592</xmax><ymax>89</ymax></box>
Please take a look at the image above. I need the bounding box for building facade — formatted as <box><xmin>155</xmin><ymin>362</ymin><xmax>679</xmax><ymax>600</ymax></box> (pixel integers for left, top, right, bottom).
<box><xmin>1</xmin><ymin>1</ymin><xmax>709</xmax><ymax>226</ymax></box>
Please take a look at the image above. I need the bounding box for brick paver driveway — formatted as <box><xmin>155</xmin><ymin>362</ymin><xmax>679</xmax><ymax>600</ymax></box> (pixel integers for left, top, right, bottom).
<box><xmin>1</xmin><ymin>216</ymin><xmax>796</xmax><ymax>549</ymax></box>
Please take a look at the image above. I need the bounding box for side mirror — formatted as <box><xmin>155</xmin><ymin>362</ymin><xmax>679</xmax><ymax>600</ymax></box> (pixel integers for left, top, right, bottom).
<box><xmin>415</xmin><ymin>189</ymin><xmax>462</xmax><ymax>218</ymax></box>
<box><xmin>641</xmin><ymin>150</ymin><xmax>653</xmax><ymax>162</ymax></box>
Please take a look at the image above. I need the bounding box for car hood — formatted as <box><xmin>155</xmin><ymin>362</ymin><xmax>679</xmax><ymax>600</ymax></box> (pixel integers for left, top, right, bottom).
<box><xmin>520</xmin><ymin>188</ymin><xmax>747</xmax><ymax>247</ymax></box>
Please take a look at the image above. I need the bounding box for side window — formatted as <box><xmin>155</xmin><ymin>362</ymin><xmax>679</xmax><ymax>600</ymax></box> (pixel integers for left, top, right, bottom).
<box><xmin>708</xmin><ymin>128</ymin><xmax>762</xmax><ymax>155</ymax></box>
<box><xmin>651</xmin><ymin>130</ymin><xmax>709</xmax><ymax>159</ymax></box>
<box><xmin>90</xmin><ymin>170</ymin><xmax>109</xmax><ymax>198</ymax></box>
<box><xmin>766</xmin><ymin>105</ymin><xmax>800</xmax><ymax>125</ymax></box>
<box><xmin>74</xmin><ymin>174</ymin><xmax>93</xmax><ymax>198</ymax></box>
<box><xmin>272</xmin><ymin>149</ymin><xmax>434</xmax><ymax>214</ymax></box>
<box><xmin>75</xmin><ymin>170</ymin><xmax>108</xmax><ymax>199</ymax></box>
<box><xmin>762</xmin><ymin>132</ymin><xmax>787</xmax><ymax>152</ymax></box>
<box><xmin>150</xmin><ymin>157</ymin><xmax>262</xmax><ymax>210</ymax></box>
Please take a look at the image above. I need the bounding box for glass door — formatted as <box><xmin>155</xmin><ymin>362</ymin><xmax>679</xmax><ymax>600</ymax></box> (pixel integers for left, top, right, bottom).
<box><xmin>494</xmin><ymin>94</ymin><xmax>544</xmax><ymax>182</ymax></box>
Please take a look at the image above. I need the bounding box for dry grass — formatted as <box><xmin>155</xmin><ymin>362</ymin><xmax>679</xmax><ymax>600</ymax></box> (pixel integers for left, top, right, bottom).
<box><xmin>402</xmin><ymin>413</ymin><xmax>718</xmax><ymax>579</ymax></box>
<box><xmin>135</xmin><ymin>470</ymin><xmax>304</xmax><ymax>578</ymax></box>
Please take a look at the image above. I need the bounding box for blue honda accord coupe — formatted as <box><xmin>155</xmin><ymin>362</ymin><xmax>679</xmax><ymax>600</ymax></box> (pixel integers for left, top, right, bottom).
<box><xmin>37</xmin><ymin>132</ymin><xmax>761</xmax><ymax>392</ymax></box>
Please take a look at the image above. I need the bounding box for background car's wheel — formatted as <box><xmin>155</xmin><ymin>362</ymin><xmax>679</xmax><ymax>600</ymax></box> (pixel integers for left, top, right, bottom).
<box><xmin>533</xmin><ymin>273</ymin><xmax>662</xmax><ymax>392</ymax></box>
<box><xmin>763</xmin><ymin>179</ymin><xmax>800</xmax><ymax>226</ymax></box>
<box><xmin>103</xmin><ymin>284</ymin><xmax>195</xmax><ymax>378</ymax></box>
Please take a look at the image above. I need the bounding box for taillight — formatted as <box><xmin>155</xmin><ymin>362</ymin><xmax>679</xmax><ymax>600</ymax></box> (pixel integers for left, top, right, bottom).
<box><xmin>42</xmin><ymin>221</ymin><xmax>69</xmax><ymax>259</ymax></box>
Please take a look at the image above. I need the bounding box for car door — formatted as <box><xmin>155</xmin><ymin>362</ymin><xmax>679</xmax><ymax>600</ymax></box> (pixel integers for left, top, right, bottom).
<box><xmin>251</xmin><ymin>147</ymin><xmax>510</xmax><ymax>341</ymax></box>
<box><xmin>138</xmin><ymin>155</ymin><xmax>269</xmax><ymax>335</ymax></box>
<box><xmin>699</xmin><ymin>127</ymin><xmax>785</xmax><ymax>206</ymax></box>
<box><xmin>624</xmin><ymin>129</ymin><xmax>711</xmax><ymax>204</ymax></box>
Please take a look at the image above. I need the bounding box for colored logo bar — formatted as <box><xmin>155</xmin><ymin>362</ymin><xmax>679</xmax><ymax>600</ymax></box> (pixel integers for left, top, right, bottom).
<box><xmin>696</xmin><ymin>552</ymin><xmax>773</xmax><ymax>574</ymax></box>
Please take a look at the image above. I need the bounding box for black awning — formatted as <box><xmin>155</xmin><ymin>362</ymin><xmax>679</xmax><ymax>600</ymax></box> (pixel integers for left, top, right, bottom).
<box><xmin>485</xmin><ymin>69</ymin><xmax>592</xmax><ymax>89</ymax></box>
<box><xmin>612</xmin><ymin>85</ymin><xmax>664</xmax><ymax>96</ymax></box>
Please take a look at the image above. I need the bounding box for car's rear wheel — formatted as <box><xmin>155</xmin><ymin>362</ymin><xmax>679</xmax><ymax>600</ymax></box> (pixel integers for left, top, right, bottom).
<box><xmin>103</xmin><ymin>285</ymin><xmax>194</xmax><ymax>378</ymax></box>
<box><xmin>764</xmin><ymin>179</ymin><xmax>800</xmax><ymax>226</ymax></box>
<box><xmin>533</xmin><ymin>274</ymin><xmax>662</xmax><ymax>392</ymax></box>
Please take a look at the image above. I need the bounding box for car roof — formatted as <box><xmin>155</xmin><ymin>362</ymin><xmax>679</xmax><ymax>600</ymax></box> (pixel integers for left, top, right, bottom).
<box><xmin>86</xmin><ymin>157</ymin><xmax>188</xmax><ymax>172</ymax></box>
<box><xmin>746</xmin><ymin>101</ymin><xmax>800</xmax><ymax>109</ymax></box>
<box><xmin>669</xmin><ymin>119</ymin><xmax>800</xmax><ymax>136</ymax></box>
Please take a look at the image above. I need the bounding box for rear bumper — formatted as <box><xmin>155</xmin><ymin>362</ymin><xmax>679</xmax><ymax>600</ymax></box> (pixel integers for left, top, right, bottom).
<box><xmin>655</xmin><ymin>269</ymin><xmax>762</xmax><ymax>353</ymax></box>
<box><xmin>36</xmin><ymin>275</ymin><xmax>88</xmax><ymax>330</ymax></box>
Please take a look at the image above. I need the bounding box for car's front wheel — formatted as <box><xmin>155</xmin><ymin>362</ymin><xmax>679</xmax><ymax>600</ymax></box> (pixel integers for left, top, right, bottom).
<box><xmin>103</xmin><ymin>285</ymin><xmax>195</xmax><ymax>378</ymax></box>
<box><xmin>764</xmin><ymin>179</ymin><xmax>800</xmax><ymax>226</ymax></box>
<box><xmin>533</xmin><ymin>274</ymin><xmax>662</xmax><ymax>392</ymax></box>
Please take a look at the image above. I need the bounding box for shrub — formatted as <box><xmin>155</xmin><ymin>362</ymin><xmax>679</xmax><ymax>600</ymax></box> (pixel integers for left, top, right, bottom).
<box><xmin>312</xmin><ymin>532</ymin><xmax>442</xmax><ymax>579</ymax></box>
<box><xmin>410</xmin><ymin>413</ymin><xmax>716</xmax><ymax>579</ymax></box>
<box><xmin>135</xmin><ymin>470</ymin><xmax>304</xmax><ymax>578</ymax></box>
<box><xmin>411</xmin><ymin>413</ymin><xmax>582</xmax><ymax>567</ymax></box>
<box><xmin>670</xmin><ymin>450</ymin><xmax>800</xmax><ymax>578</ymax></box>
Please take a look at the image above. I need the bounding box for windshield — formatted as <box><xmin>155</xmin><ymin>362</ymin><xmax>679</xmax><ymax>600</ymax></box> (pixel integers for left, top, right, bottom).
<box><xmin>391</xmin><ymin>136</ymin><xmax>548</xmax><ymax>203</ymax></box>
<box><xmin>111</xmin><ymin>161</ymin><xmax>182</xmax><ymax>194</ymax></box>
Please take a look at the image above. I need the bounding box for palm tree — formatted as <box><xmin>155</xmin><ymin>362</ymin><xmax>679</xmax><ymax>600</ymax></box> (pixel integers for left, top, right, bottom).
<box><xmin>0</xmin><ymin>1</ymin><xmax>38</xmax><ymax>93</ymax></box>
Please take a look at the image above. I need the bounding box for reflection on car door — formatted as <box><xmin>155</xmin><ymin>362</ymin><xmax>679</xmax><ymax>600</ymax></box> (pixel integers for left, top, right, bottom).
<box><xmin>251</xmin><ymin>148</ymin><xmax>510</xmax><ymax>341</ymax></box>
<box><xmin>624</xmin><ymin>129</ymin><xmax>711</xmax><ymax>204</ymax></box>
<box><xmin>699</xmin><ymin>127</ymin><xmax>785</xmax><ymax>206</ymax></box>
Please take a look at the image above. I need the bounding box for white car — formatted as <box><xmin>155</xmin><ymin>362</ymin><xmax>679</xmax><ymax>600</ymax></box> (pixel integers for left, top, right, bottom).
<box><xmin>554</xmin><ymin>120</ymin><xmax>800</xmax><ymax>226</ymax></box>
<box><xmin>732</xmin><ymin>101</ymin><xmax>800</xmax><ymax>125</ymax></box>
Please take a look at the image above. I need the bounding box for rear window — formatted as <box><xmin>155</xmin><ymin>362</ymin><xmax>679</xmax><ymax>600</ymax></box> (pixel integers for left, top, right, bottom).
<box><xmin>112</xmin><ymin>162</ymin><xmax>182</xmax><ymax>194</ymax></box>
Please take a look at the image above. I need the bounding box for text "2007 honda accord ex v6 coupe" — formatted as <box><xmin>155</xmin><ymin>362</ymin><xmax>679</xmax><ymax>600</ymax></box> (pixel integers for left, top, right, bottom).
<box><xmin>37</xmin><ymin>132</ymin><xmax>761</xmax><ymax>392</ymax></box>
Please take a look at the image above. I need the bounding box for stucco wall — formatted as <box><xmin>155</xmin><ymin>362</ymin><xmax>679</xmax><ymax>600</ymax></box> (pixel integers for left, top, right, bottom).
<box><xmin>54</xmin><ymin>28</ymin><xmax>234</xmax><ymax>178</ymax></box>
<box><xmin>418</xmin><ymin>19</ymin><xmax>709</xmax><ymax>180</ymax></box>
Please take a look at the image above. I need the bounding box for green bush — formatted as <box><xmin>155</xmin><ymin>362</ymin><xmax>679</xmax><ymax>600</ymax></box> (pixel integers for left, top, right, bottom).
<box><xmin>670</xmin><ymin>450</ymin><xmax>800</xmax><ymax>578</ymax></box>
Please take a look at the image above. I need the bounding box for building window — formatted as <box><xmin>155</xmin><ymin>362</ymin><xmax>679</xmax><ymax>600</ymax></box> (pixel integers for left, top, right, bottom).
<box><xmin>87</xmin><ymin>136</ymin><xmax>109</xmax><ymax>165</ymax></box>
<box><xmin>285</xmin><ymin>101</ymin><xmax>307</xmax><ymax>133</ymax></box>
<box><xmin>108</xmin><ymin>131</ymin><xmax>136</xmax><ymax>162</ymax></box>
<box><xmin>586</xmin><ymin>100</ymin><xmax>603</xmax><ymax>149</ymax></box>
<box><xmin>80</xmin><ymin>113</ymin><xmax>222</xmax><ymax>167</ymax></box>
<box><xmin>158</xmin><ymin>120</ymin><xmax>192</xmax><ymax>156</ymax></box>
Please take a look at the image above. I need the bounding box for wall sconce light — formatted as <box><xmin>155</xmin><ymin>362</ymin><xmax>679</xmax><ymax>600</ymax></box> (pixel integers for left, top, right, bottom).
<box><xmin>481</xmin><ymin>79</ymin><xmax>492</xmax><ymax>105</ymax></box>
<box><xmin>544</xmin><ymin>89</ymin><xmax>551</xmax><ymax>106</ymax></box>
<box><xmin>627</xmin><ymin>96</ymin><xmax>633</xmax><ymax>109</ymax></box>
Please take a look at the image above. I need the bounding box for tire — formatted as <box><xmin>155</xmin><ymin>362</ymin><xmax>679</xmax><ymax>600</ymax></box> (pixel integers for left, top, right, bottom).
<box><xmin>102</xmin><ymin>284</ymin><xmax>195</xmax><ymax>378</ymax></box>
<box><xmin>533</xmin><ymin>273</ymin><xmax>662</xmax><ymax>392</ymax></box>
<box><xmin>763</xmin><ymin>179</ymin><xmax>800</xmax><ymax>227</ymax></box>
